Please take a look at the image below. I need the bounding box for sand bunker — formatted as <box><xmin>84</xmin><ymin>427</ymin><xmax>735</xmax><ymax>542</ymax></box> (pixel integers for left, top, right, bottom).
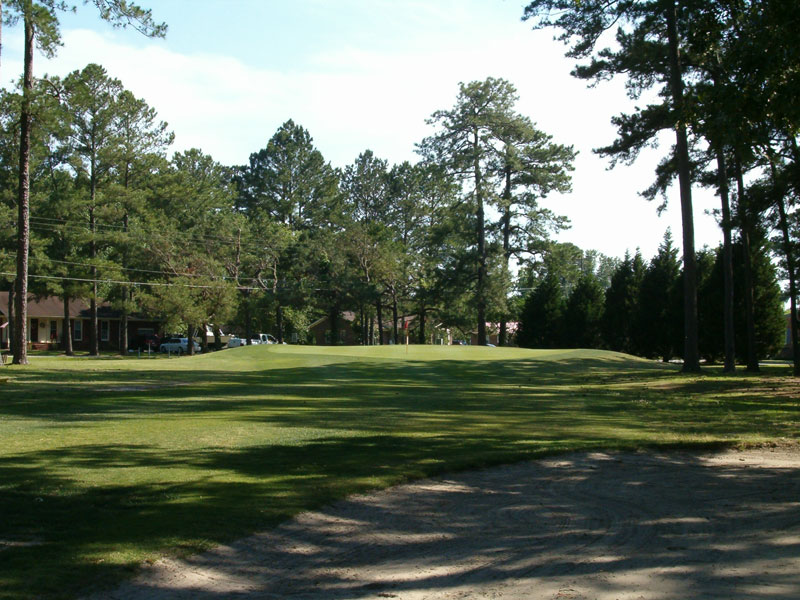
<box><xmin>92</xmin><ymin>447</ymin><xmax>800</xmax><ymax>599</ymax></box>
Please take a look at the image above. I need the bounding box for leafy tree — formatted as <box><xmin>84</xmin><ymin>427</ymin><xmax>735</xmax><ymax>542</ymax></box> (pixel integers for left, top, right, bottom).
<box><xmin>303</xmin><ymin>227</ymin><xmax>359</xmax><ymax>345</ymax></box>
<box><xmin>238</xmin><ymin>121</ymin><xmax>340</xmax><ymax>340</ymax></box>
<box><xmin>387</xmin><ymin>161</ymin><xmax>457</xmax><ymax>344</ymax></box>
<box><xmin>147</xmin><ymin>149</ymin><xmax>237</xmax><ymax>354</ymax></box>
<box><xmin>341</xmin><ymin>150</ymin><xmax>394</xmax><ymax>343</ymax></box>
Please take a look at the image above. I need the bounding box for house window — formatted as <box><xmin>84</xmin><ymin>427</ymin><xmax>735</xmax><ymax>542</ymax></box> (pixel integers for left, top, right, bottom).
<box><xmin>74</xmin><ymin>320</ymin><xmax>83</xmax><ymax>342</ymax></box>
<box><xmin>100</xmin><ymin>320</ymin><xmax>110</xmax><ymax>342</ymax></box>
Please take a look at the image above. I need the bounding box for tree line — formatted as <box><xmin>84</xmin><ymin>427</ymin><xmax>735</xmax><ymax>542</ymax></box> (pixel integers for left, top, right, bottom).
<box><xmin>517</xmin><ymin>233</ymin><xmax>785</xmax><ymax>363</ymax></box>
<box><xmin>2</xmin><ymin>1</ymin><xmax>797</xmax><ymax>376</ymax></box>
<box><xmin>0</xmin><ymin>57</ymin><xmax>577</xmax><ymax>361</ymax></box>
<box><xmin>524</xmin><ymin>0</ymin><xmax>800</xmax><ymax>375</ymax></box>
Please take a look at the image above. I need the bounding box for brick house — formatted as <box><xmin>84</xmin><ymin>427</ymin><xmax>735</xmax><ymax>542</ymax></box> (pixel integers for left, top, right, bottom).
<box><xmin>0</xmin><ymin>292</ymin><xmax>161</xmax><ymax>352</ymax></box>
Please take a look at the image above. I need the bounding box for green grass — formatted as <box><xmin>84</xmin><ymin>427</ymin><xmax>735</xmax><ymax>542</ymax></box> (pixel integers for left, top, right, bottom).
<box><xmin>0</xmin><ymin>345</ymin><xmax>798</xmax><ymax>599</ymax></box>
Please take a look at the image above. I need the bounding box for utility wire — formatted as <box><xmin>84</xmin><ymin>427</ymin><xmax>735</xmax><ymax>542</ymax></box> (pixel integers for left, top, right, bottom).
<box><xmin>29</xmin><ymin>256</ymin><xmax>241</xmax><ymax>280</ymax></box>
<box><xmin>0</xmin><ymin>271</ymin><xmax>265</xmax><ymax>291</ymax></box>
<box><xmin>0</xmin><ymin>272</ymin><xmax>324</xmax><ymax>292</ymax></box>
<box><xmin>27</xmin><ymin>219</ymin><xmax>279</xmax><ymax>257</ymax></box>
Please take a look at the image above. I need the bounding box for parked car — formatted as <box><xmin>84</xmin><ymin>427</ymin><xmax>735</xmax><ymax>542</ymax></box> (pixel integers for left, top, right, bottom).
<box><xmin>227</xmin><ymin>333</ymin><xmax>277</xmax><ymax>347</ymax></box>
<box><xmin>159</xmin><ymin>337</ymin><xmax>201</xmax><ymax>355</ymax></box>
<box><xmin>255</xmin><ymin>333</ymin><xmax>278</xmax><ymax>344</ymax></box>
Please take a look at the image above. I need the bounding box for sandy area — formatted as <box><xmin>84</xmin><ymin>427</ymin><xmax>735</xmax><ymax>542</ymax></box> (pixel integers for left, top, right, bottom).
<box><xmin>91</xmin><ymin>447</ymin><xmax>800</xmax><ymax>599</ymax></box>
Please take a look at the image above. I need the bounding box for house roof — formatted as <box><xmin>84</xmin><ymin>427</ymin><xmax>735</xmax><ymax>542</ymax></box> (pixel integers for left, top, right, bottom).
<box><xmin>0</xmin><ymin>292</ymin><xmax>158</xmax><ymax>322</ymax></box>
<box><xmin>0</xmin><ymin>292</ymin><xmax>88</xmax><ymax>319</ymax></box>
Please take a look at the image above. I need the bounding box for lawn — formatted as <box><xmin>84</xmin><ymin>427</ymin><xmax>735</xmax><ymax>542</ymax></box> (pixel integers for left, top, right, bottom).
<box><xmin>0</xmin><ymin>345</ymin><xmax>798</xmax><ymax>599</ymax></box>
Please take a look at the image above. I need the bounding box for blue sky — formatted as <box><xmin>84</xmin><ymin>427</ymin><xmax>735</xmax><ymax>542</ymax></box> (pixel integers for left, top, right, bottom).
<box><xmin>3</xmin><ymin>0</ymin><xmax>725</xmax><ymax>261</ymax></box>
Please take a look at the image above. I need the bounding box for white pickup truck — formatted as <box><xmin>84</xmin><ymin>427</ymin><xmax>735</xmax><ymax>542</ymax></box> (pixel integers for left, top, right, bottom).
<box><xmin>227</xmin><ymin>333</ymin><xmax>277</xmax><ymax>347</ymax></box>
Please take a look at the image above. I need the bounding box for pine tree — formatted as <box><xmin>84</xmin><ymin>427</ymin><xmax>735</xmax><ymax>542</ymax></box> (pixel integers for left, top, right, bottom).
<box><xmin>602</xmin><ymin>251</ymin><xmax>644</xmax><ymax>355</ymax></box>
<box><xmin>517</xmin><ymin>272</ymin><xmax>565</xmax><ymax>349</ymax></box>
<box><xmin>634</xmin><ymin>230</ymin><xmax>681</xmax><ymax>361</ymax></box>
<box><xmin>562</xmin><ymin>273</ymin><xmax>604</xmax><ymax>349</ymax></box>
<box><xmin>523</xmin><ymin>0</ymin><xmax>701</xmax><ymax>370</ymax></box>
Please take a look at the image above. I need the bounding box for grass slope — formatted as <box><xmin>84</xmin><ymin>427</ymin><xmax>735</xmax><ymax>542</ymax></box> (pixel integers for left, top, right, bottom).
<box><xmin>0</xmin><ymin>346</ymin><xmax>797</xmax><ymax>599</ymax></box>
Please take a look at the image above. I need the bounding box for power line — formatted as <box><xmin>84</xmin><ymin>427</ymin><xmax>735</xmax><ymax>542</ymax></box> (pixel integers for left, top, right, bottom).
<box><xmin>0</xmin><ymin>271</ymin><xmax>327</xmax><ymax>293</ymax></box>
<box><xmin>0</xmin><ymin>271</ymin><xmax>265</xmax><ymax>291</ymax></box>
<box><xmin>29</xmin><ymin>214</ymin><xmax>261</xmax><ymax>247</ymax></box>
<box><xmin>29</xmin><ymin>256</ymin><xmax>241</xmax><ymax>280</ymax></box>
<box><xmin>27</xmin><ymin>218</ymin><xmax>279</xmax><ymax>257</ymax></box>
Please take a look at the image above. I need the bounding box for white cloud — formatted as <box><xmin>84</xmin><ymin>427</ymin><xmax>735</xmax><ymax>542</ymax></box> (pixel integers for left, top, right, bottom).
<box><xmin>2</xmin><ymin>24</ymin><xmax>723</xmax><ymax>260</ymax></box>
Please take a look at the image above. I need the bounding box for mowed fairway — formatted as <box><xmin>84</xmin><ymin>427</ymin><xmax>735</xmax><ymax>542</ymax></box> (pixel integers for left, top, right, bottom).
<box><xmin>0</xmin><ymin>345</ymin><xmax>798</xmax><ymax>599</ymax></box>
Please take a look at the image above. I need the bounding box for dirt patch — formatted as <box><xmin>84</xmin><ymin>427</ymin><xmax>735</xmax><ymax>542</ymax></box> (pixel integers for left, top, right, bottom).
<box><xmin>91</xmin><ymin>447</ymin><xmax>800</xmax><ymax>599</ymax></box>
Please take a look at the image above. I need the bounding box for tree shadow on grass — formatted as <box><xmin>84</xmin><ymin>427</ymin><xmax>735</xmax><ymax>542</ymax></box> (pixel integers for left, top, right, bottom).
<box><xmin>0</xmin><ymin>356</ymin><xmax>772</xmax><ymax>422</ymax></box>
<box><xmin>0</xmin><ymin>355</ymin><xmax>797</xmax><ymax>599</ymax></box>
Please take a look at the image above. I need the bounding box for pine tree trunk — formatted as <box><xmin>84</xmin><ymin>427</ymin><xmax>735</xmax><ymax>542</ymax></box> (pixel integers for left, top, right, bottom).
<box><xmin>276</xmin><ymin>305</ymin><xmax>284</xmax><ymax>343</ymax></box>
<box><xmin>244</xmin><ymin>293</ymin><xmax>252</xmax><ymax>344</ymax></box>
<box><xmin>770</xmin><ymin>161</ymin><xmax>799</xmax><ymax>376</ymax></box>
<box><xmin>213</xmin><ymin>327</ymin><xmax>221</xmax><ymax>351</ymax></box>
<box><xmin>120</xmin><ymin>307</ymin><xmax>128</xmax><ymax>356</ymax></box>
<box><xmin>499</xmin><ymin>168</ymin><xmax>513</xmax><ymax>347</ymax></box>
<box><xmin>734</xmin><ymin>158</ymin><xmax>759</xmax><ymax>372</ymax></box>
<box><xmin>392</xmin><ymin>291</ymin><xmax>399</xmax><ymax>344</ymax></box>
<box><xmin>776</xmin><ymin>200</ymin><xmax>799</xmax><ymax>376</ymax></box>
<box><xmin>119</xmin><ymin>212</ymin><xmax>129</xmax><ymax>356</ymax></box>
<box><xmin>7</xmin><ymin>283</ymin><xmax>15</xmax><ymax>352</ymax></box>
<box><xmin>201</xmin><ymin>323</ymin><xmax>209</xmax><ymax>353</ymax></box>
<box><xmin>89</xmin><ymin>206</ymin><xmax>99</xmax><ymax>356</ymax></box>
<box><xmin>473</xmin><ymin>128</ymin><xmax>487</xmax><ymax>346</ymax></box>
<box><xmin>418</xmin><ymin>307</ymin><xmax>426</xmax><ymax>345</ymax></box>
<box><xmin>186</xmin><ymin>324</ymin><xmax>194</xmax><ymax>356</ymax></box>
<box><xmin>715</xmin><ymin>149</ymin><xmax>736</xmax><ymax>372</ymax></box>
<box><xmin>665</xmin><ymin>0</ymin><xmax>699</xmax><ymax>372</ymax></box>
<box><xmin>329</xmin><ymin>305</ymin><xmax>338</xmax><ymax>345</ymax></box>
<box><xmin>63</xmin><ymin>292</ymin><xmax>73</xmax><ymax>356</ymax></box>
<box><xmin>369</xmin><ymin>311</ymin><xmax>374</xmax><ymax>345</ymax></box>
<box><xmin>785</xmin><ymin>139</ymin><xmax>800</xmax><ymax>375</ymax></box>
<box><xmin>376</xmin><ymin>297</ymin><xmax>384</xmax><ymax>345</ymax></box>
<box><xmin>12</xmin><ymin>12</ymin><xmax>33</xmax><ymax>365</ymax></box>
<box><xmin>359</xmin><ymin>305</ymin><xmax>365</xmax><ymax>345</ymax></box>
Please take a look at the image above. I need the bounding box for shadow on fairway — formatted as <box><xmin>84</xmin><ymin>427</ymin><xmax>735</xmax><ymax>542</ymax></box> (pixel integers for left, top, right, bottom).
<box><xmin>0</xmin><ymin>354</ymin><xmax>797</xmax><ymax>599</ymax></box>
